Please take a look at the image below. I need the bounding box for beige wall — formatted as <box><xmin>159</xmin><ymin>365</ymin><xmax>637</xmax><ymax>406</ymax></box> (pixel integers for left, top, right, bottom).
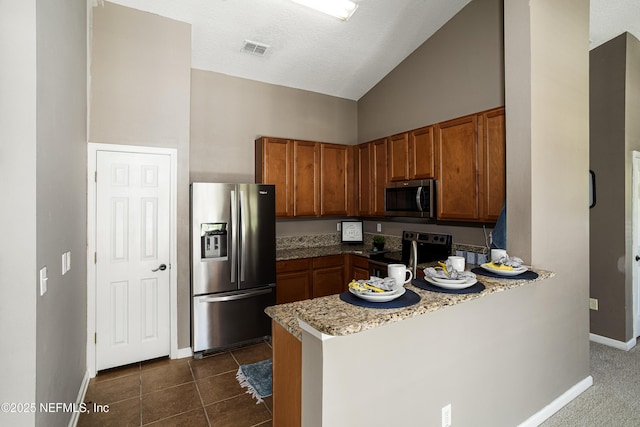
<box><xmin>35</xmin><ymin>1</ymin><xmax>88</xmax><ymax>425</ymax></box>
<box><xmin>0</xmin><ymin>1</ymin><xmax>38</xmax><ymax>425</ymax></box>
<box><xmin>590</xmin><ymin>33</ymin><xmax>640</xmax><ymax>342</ymax></box>
<box><xmin>1</xmin><ymin>1</ymin><xmax>88</xmax><ymax>426</ymax></box>
<box><xmin>189</xmin><ymin>69</ymin><xmax>357</xmax><ymax>184</ymax></box>
<box><xmin>505</xmin><ymin>0</ymin><xmax>591</xmax><ymax>413</ymax></box>
<box><xmin>90</xmin><ymin>2</ymin><xmax>192</xmax><ymax>348</ymax></box>
<box><xmin>357</xmin><ymin>0</ymin><xmax>504</xmax><ymax>142</ymax></box>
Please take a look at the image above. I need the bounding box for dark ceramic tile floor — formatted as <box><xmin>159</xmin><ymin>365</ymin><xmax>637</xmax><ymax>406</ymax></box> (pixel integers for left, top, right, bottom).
<box><xmin>78</xmin><ymin>341</ymin><xmax>273</xmax><ymax>427</ymax></box>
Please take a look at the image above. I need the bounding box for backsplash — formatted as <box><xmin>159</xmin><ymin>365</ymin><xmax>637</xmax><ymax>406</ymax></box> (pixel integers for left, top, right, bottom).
<box><xmin>276</xmin><ymin>233</ymin><xmax>402</xmax><ymax>251</ymax></box>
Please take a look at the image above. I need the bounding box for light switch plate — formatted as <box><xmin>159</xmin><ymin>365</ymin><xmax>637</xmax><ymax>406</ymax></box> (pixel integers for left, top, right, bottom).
<box><xmin>39</xmin><ymin>266</ymin><xmax>48</xmax><ymax>296</ymax></box>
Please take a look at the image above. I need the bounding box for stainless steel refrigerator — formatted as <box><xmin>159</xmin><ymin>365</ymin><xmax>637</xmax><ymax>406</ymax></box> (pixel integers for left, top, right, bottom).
<box><xmin>190</xmin><ymin>183</ymin><xmax>276</xmax><ymax>354</ymax></box>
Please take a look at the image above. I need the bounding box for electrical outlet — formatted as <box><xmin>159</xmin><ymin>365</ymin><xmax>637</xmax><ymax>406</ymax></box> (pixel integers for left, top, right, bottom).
<box><xmin>442</xmin><ymin>403</ymin><xmax>452</xmax><ymax>427</ymax></box>
<box><xmin>376</xmin><ymin>223</ymin><xmax>382</xmax><ymax>232</ymax></box>
<box><xmin>589</xmin><ymin>298</ymin><xmax>598</xmax><ymax>310</ymax></box>
<box><xmin>337</xmin><ymin>222</ymin><xmax>341</xmax><ymax>231</ymax></box>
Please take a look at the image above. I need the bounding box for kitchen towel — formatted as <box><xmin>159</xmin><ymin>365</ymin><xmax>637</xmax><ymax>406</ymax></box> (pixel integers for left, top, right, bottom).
<box><xmin>411</xmin><ymin>278</ymin><xmax>485</xmax><ymax>294</ymax></box>
<box><xmin>339</xmin><ymin>289</ymin><xmax>421</xmax><ymax>309</ymax></box>
<box><xmin>471</xmin><ymin>267</ymin><xmax>539</xmax><ymax>280</ymax></box>
<box><xmin>236</xmin><ymin>359</ymin><xmax>272</xmax><ymax>404</ymax></box>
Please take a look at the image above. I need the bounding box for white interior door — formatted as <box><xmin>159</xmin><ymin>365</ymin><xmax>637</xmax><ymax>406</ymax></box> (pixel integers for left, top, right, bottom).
<box><xmin>95</xmin><ymin>150</ymin><xmax>171</xmax><ymax>371</ymax></box>
<box><xmin>632</xmin><ymin>152</ymin><xmax>640</xmax><ymax>338</ymax></box>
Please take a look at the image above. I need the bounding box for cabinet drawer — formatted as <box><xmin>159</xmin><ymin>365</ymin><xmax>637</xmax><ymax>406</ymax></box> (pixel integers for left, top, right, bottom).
<box><xmin>351</xmin><ymin>255</ymin><xmax>369</xmax><ymax>269</ymax></box>
<box><xmin>312</xmin><ymin>254</ymin><xmax>344</xmax><ymax>268</ymax></box>
<box><xmin>277</xmin><ymin>258</ymin><xmax>311</xmax><ymax>273</ymax></box>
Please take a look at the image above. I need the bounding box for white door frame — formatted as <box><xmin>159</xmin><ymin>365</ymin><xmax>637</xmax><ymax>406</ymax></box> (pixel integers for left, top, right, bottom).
<box><xmin>87</xmin><ymin>142</ymin><xmax>178</xmax><ymax>377</ymax></box>
<box><xmin>632</xmin><ymin>151</ymin><xmax>640</xmax><ymax>339</ymax></box>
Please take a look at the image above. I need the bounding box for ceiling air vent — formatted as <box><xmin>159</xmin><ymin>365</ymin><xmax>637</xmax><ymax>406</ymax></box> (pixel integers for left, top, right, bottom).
<box><xmin>242</xmin><ymin>40</ymin><xmax>269</xmax><ymax>56</ymax></box>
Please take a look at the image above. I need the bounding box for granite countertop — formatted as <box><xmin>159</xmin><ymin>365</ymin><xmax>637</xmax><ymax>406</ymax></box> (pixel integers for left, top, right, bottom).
<box><xmin>265</xmin><ymin>266</ymin><xmax>555</xmax><ymax>340</ymax></box>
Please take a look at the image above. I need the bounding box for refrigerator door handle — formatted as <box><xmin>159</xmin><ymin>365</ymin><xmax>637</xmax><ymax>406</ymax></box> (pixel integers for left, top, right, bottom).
<box><xmin>230</xmin><ymin>190</ymin><xmax>237</xmax><ymax>284</ymax></box>
<box><xmin>239</xmin><ymin>190</ymin><xmax>247</xmax><ymax>283</ymax></box>
<box><xmin>198</xmin><ymin>288</ymin><xmax>272</xmax><ymax>303</ymax></box>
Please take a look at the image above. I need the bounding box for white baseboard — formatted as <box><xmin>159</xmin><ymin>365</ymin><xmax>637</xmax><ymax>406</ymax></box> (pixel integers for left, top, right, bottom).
<box><xmin>589</xmin><ymin>333</ymin><xmax>637</xmax><ymax>351</ymax></box>
<box><xmin>176</xmin><ymin>346</ymin><xmax>193</xmax><ymax>359</ymax></box>
<box><xmin>68</xmin><ymin>370</ymin><xmax>91</xmax><ymax>427</ymax></box>
<box><xmin>518</xmin><ymin>376</ymin><xmax>593</xmax><ymax>427</ymax></box>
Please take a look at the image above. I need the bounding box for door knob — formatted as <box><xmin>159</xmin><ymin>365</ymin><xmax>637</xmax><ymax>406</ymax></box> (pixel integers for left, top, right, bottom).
<box><xmin>636</xmin><ymin>256</ymin><xmax>640</xmax><ymax>262</ymax></box>
<box><xmin>152</xmin><ymin>264</ymin><xmax>167</xmax><ymax>272</ymax></box>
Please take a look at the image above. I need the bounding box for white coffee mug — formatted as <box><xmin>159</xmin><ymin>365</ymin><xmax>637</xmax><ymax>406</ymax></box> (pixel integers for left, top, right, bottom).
<box><xmin>387</xmin><ymin>264</ymin><xmax>413</xmax><ymax>288</ymax></box>
<box><xmin>448</xmin><ymin>256</ymin><xmax>465</xmax><ymax>272</ymax></box>
<box><xmin>491</xmin><ymin>249</ymin><xmax>507</xmax><ymax>263</ymax></box>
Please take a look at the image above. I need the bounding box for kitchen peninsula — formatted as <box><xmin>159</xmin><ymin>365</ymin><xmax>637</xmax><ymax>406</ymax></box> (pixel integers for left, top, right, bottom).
<box><xmin>266</xmin><ymin>260</ymin><xmax>554</xmax><ymax>426</ymax></box>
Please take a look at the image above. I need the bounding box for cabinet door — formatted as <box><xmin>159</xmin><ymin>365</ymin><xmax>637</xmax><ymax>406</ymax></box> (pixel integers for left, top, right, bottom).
<box><xmin>350</xmin><ymin>255</ymin><xmax>370</xmax><ymax>281</ymax></box>
<box><xmin>479</xmin><ymin>108</ymin><xmax>506</xmax><ymax>222</ymax></box>
<box><xmin>320</xmin><ymin>143</ymin><xmax>349</xmax><ymax>216</ymax></box>
<box><xmin>372</xmin><ymin>139</ymin><xmax>388</xmax><ymax>216</ymax></box>
<box><xmin>387</xmin><ymin>132</ymin><xmax>410</xmax><ymax>182</ymax></box>
<box><xmin>293</xmin><ymin>141</ymin><xmax>320</xmax><ymax>217</ymax></box>
<box><xmin>255</xmin><ymin>137</ymin><xmax>292</xmax><ymax>217</ymax></box>
<box><xmin>272</xmin><ymin>321</ymin><xmax>302</xmax><ymax>427</ymax></box>
<box><xmin>436</xmin><ymin>115</ymin><xmax>480</xmax><ymax>221</ymax></box>
<box><xmin>357</xmin><ymin>143</ymin><xmax>373</xmax><ymax>216</ymax></box>
<box><xmin>409</xmin><ymin>125</ymin><xmax>435</xmax><ymax>179</ymax></box>
<box><xmin>276</xmin><ymin>259</ymin><xmax>311</xmax><ymax>304</ymax></box>
<box><xmin>312</xmin><ymin>255</ymin><xmax>345</xmax><ymax>298</ymax></box>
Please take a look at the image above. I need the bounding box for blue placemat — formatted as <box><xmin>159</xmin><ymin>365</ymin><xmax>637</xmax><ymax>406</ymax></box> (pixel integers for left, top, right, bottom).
<box><xmin>411</xmin><ymin>277</ymin><xmax>485</xmax><ymax>294</ymax></box>
<box><xmin>471</xmin><ymin>267</ymin><xmax>539</xmax><ymax>280</ymax></box>
<box><xmin>339</xmin><ymin>288</ymin><xmax>421</xmax><ymax>309</ymax></box>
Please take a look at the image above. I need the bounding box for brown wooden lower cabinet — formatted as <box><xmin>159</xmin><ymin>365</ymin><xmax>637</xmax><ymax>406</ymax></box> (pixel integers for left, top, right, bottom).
<box><xmin>276</xmin><ymin>259</ymin><xmax>312</xmax><ymax>304</ymax></box>
<box><xmin>276</xmin><ymin>255</ymin><xmax>348</xmax><ymax>303</ymax></box>
<box><xmin>312</xmin><ymin>254</ymin><xmax>345</xmax><ymax>298</ymax></box>
<box><xmin>351</xmin><ymin>255</ymin><xmax>370</xmax><ymax>280</ymax></box>
<box><xmin>272</xmin><ymin>320</ymin><xmax>302</xmax><ymax>427</ymax></box>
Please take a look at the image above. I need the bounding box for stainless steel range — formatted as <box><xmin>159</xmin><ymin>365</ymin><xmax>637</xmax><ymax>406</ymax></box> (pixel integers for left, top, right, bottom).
<box><xmin>402</xmin><ymin>231</ymin><xmax>452</xmax><ymax>277</ymax></box>
<box><xmin>367</xmin><ymin>231</ymin><xmax>453</xmax><ymax>278</ymax></box>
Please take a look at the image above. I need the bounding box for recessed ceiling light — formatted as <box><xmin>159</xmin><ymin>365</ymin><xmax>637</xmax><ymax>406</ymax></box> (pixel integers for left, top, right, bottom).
<box><xmin>291</xmin><ymin>0</ymin><xmax>359</xmax><ymax>21</ymax></box>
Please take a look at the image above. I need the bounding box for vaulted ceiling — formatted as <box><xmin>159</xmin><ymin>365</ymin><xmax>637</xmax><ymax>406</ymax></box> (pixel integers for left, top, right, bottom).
<box><xmin>104</xmin><ymin>0</ymin><xmax>640</xmax><ymax>101</ymax></box>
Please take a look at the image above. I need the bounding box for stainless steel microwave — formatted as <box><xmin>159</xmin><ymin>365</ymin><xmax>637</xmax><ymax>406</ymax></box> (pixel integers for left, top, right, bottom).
<box><xmin>385</xmin><ymin>179</ymin><xmax>435</xmax><ymax>219</ymax></box>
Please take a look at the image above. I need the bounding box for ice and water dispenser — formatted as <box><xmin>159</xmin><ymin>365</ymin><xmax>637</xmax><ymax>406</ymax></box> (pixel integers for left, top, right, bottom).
<box><xmin>200</xmin><ymin>223</ymin><xmax>228</xmax><ymax>259</ymax></box>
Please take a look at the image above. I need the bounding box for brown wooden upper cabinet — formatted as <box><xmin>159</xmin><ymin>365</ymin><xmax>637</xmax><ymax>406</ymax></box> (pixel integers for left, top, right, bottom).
<box><xmin>255</xmin><ymin>137</ymin><xmax>292</xmax><ymax>217</ymax></box>
<box><xmin>256</xmin><ymin>137</ymin><xmax>352</xmax><ymax>218</ymax></box>
<box><xmin>356</xmin><ymin>142</ymin><xmax>372</xmax><ymax>216</ymax></box>
<box><xmin>355</xmin><ymin>138</ymin><xmax>386</xmax><ymax>217</ymax></box>
<box><xmin>479</xmin><ymin>107</ymin><xmax>506</xmax><ymax>222</ymax></box>
<box><xmin>436</xmin><ymin>114</ymin><xmax>480</xmax><ymax>221</ymax></box>
<box><xmin>409</xmin><ymin>125</ymin><xmax>435</xmax><ymax>179</ymax></box>
<box><xmin>320</xmin><ymin>143</ymin><xmax>349</xmax><ymax>216</ymax></box>
<box><xmin>435</xmin><ymin>107</ymin><xmax>505</xmax><ymax>222</ymax></box>
<box><xmin>387</xmin><ymin>127</ymin><xmax>435</xmax><ymax>183</ymax></box>
<box><xmin>372</xmin><ymin>138</ymin><xmax>387</xmax><ymax>216</ymax></box>
<box><xmin>387</xmin><ymin>132</ymin><xmax>410</xmax><ymax>182</ymax></box>
<box><xmin>292</xmin><ymin>140</ymin><xmax>320</xmax><ymax>217</ymax></box>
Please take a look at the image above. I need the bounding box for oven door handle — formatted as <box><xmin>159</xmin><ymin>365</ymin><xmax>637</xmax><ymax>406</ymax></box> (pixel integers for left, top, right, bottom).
<box><xmin>415</xmin><ymin>187</ymin><xmax>424</xmax><ymax>211</ymax></box>
<box><xmin>409</xmin><ymin>240</ymin><xmax>418</xmax><ymax>278</ymax></box>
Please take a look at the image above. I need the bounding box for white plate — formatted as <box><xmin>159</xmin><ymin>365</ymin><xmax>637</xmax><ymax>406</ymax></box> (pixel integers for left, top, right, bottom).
<box><xmin>349</xmin><ymin>286</ymin><xmax>406</xmax><ymax>302</ymax></box>
<box><xmin>480</xmin><ymin>263</ymin><xmax>528</xmax><ymax>276</ymax></box>
<box><xmin>425</xmin><ymin>276</ymin><xmax>477</xmax><ymax>290</ymax></box>
<box><xmin>430</xmin><ymin>276</ymin><xmax>467</xmax><ymax>285</ymax></box>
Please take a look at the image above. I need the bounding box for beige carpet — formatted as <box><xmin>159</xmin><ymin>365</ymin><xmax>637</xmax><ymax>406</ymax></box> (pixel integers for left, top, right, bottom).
<box><xmin>542</xmin><ymin>341</ymin><xmax>640</xmax><ymax>426</ymax></box>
